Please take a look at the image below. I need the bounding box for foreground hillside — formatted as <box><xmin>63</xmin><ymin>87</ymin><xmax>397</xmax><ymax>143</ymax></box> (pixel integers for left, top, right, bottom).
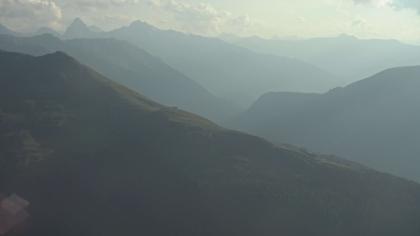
<box><xmin>1</xmin><ymin>51</ymin><xmax>420</xmax><ymax>236</ymax></box>
<box><xmin>231</xmin><ymin>67</ymin><xmax>420</xmax><ymax>182</ymax></box>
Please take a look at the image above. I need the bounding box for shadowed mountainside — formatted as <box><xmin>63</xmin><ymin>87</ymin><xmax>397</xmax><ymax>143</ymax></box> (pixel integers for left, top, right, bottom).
<box><xmin>63</xmin><ymin>18</ymin><xmax>340</xmax><ymax>106</ymax></box>
<box><xmin>0</xmin><ymin>34</ymin><xmax>237</xmax><ymax>123</ymax></box>
<box><xmin>1</xmin><ymin>50</ymin><xmax>420</xmax><ymax>236</ymax></box>
<box><xmin>230</xmin><ymin>67</ymin><xmax>420</xmax><ymax>181</ymax></box>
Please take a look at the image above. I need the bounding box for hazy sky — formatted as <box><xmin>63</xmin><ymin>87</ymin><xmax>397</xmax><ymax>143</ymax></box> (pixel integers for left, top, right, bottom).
<box><xmin>1</xmin><ymin>0</ymin><xmax>420</xmax><ymax>42</ymax></box>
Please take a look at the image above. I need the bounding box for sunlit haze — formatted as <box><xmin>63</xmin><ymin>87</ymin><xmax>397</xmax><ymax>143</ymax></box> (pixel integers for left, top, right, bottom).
<box><xmin>1</xmin><ymin>0</ymin><xmax>420</xmax><ymax>43</ymax></box>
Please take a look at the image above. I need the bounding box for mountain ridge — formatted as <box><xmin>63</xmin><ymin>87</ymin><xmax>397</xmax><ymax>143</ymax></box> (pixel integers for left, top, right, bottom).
<box><xmin>0</xmin><ymin>33</ymin><xmax>237</xmax><ymax>122</ymax></box>
<box><xmin>62</xmin><ymin>18</ymin><xmax>340</xmax><ymax>106</ymax></box>
<box><xmin>0</xmin><ymin>24</ymin><xmax>19</xmax><ymax>36</ymax></box>
<box><xmin>2</xmin><ymin>50</ymin><xmax>420</xmax><ymax>235</ymax></box>
<box><xmin>229</xmin><ymin>34</ymin><xmax>420</xmax><ymax>83</ymax></box>
<box><xmin>230</xmin><ymin>65</ymin><xmax>420</xmax><ymax>181</ymax></box>
<box><xmin>63</xmin><ymin>18</ymin><xmax>100</xmax><ymax>39</ymax></box>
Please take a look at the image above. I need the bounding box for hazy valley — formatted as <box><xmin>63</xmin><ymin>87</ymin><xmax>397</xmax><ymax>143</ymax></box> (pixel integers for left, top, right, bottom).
<box><xmin>230</xmin><ymin>67</ymin><xmax>420</xmax><ymax>181</ymax></box>
<box><xmin>1</xmin><ymin>2</ymin><xmax>420</xmax><ymax>235</ymax></box>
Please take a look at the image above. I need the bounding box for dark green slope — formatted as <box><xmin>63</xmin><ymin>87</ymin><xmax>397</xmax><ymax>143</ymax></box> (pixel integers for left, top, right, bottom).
<box><xmin>231</xmin><ymin>67</ymin><xmax>420</xmax><ymax>182</ymax></box>
<box><xmin>0</xmin><ymin>34</ymin><xmax>237</xmax><ymax>123</ymax></box>
<box><xmin>1</xmin><ymin>51</ymin><xmax>420</xmax><ymax>236</ymax></box>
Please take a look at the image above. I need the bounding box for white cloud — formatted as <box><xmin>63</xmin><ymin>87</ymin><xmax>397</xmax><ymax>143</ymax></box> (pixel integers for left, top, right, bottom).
<box><xmin>352</xmin><ymin>0</ymin><xmax>394</xmax><ymax>8</ymax></box>
<box><xmin>0</xmin><ymin>0</ymin><xmax>62</xmax><ymax>31</ymax></box>
<box><xmin>49</xmin><ymin>0</ymin><xmax>147</xmax><ymax>31</ymax></box>
<box><xmin>147</xmin><ymin>0</ymin><xmax>264</xmax><ymax>36</ymax></box>
<box><xmin>352</xmin><ymin>0</ymin><xmax>420</xmax><ymax>11</ymax></box>
<box><xmin>1</xmin><ymin>0</ymin><xmax>420</xmax><ymax>42</ymax></box>
<box><xmin>394</xmin><ymin>0</ymin><xmax>420</xmax><ymax>12</ymax></box>
<box><xmin>56</xmin><ymin>0</ymin><xmax>141</xmax><ymax>12</ymax></box>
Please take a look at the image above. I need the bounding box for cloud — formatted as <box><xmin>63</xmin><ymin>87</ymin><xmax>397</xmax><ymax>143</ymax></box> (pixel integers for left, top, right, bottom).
<box><xmin>50</xmin><ymin>0</ymin><xmax>146</xmax><ymax>31</ymax></box>
<box><xmin>352</xmin><ymin>0</ymin><xmax>393</xmax><ymax>7</ymax></box>
<box><xmin>147</xmin><ymin>0</ymin><xmax>262</xmax><ymax>36</ymax></box>
<box><xmin>56</xmin><ymin>0</ymin><xmax>141</xmax><ymax>12</ymax></box>
<box><xmin>352</xmin><ymin>0</ymin><xmax>420</xmax><ymax>12</ymax></box>
<box><xmin>0</xmin><ymin>0</ymin><xmax>62</xmax><ymax>31</ymax></box>
<box><xmin>393</xmin><ymin>0</ymin><xmax>420</xmax><ymax>12</ymax></box>
<box><xmin>1</xmin><ymin>0</ymin><xmax>419</xmax><ymax>42</ymax></box>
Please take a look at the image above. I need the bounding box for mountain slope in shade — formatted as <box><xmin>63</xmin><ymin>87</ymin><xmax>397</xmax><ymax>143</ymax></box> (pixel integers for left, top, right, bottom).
<box><xmin>1</xmin><ymin>50</ymin><xmax>420</xmax><ymax>236</ymax></box>
<box><xmin>230</xmin><ymin>35</ymin><xmax>420</xmax><ymax>84</ymax></box>
<box><xmin>108</xmin><ymin>21</ymin><xmax>340</xmax><ymax>106</ymax></box>
<box><xmin>230</xmin><ymin>67</ymin><xmax>420</xmax><ymax>181</ymax></box>
<box><xmin>63</xmin><ymin>20</ymin><xmax>340</xmax><ymax>106</ymax></box>
<box><xmin>0</xmin><ymin>34</ymin><xmax>237</xmax><ymax>122</ymax></box>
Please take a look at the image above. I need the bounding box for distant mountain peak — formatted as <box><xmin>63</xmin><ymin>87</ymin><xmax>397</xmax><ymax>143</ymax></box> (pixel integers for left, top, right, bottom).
<box><xmin>64</xmin><ymin>18</ymin><xmax>95</xmax><ymax>39</ymax></box>
<box><xmin>337</xmin><ymin>33</ymin><xmax>358</xmax><ymax>40</ymax></box>
<box><xmin>68</xmin><ymin>18</ymin><xmax>89</xmax><ymax>31</ymax></box>
<box><xmin>72</xmin><ymin>17</ymin><xmax>86</xmax><ymax>27</ymax></box>
<box><xmin>0</xmin><ymin>24</ymin><xmax>17</xmax><ymax>36</ymax></box>
<box><xmin>129</xmin><ymin>20</ymin><xmax>148</xmax><ymax>26</ymax></box>
<box><xmin>128</xmin><ymin>20</ymin><xmax>157</xmax><ymax>31</ymax></box>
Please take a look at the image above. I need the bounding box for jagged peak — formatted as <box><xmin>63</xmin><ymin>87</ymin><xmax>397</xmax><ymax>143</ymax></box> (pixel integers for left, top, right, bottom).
<box><xmin>71</xmin><ymin>18</ymin><xmax>87</xmax><ymax>27</ymax></box>
<box><xmin>64</xmin><ymin>18</ymin><xmax>97</xmax><ymax>39</ymax></box>
<box><xmin>65</xmin><ymin>18</ymin><xmax>90</xmax><ymax>34</ymax></box>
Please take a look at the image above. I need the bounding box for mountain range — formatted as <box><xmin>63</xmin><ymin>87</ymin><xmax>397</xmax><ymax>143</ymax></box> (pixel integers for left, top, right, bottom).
<box><xmin>230</xmin><ymin>66</ymin><xmax>420</xmax><ymax>181</ymax></box>
<box><xmin>228</xmin><ymin>34</ymin><xmax>420</xmax><ymax>84</ymax></box>
<box><xmin>0</xmin><ymin>34</ymin><xmax>236</xmax><ymax>123</ymax></box>
<box><xmin>61</xmin><ymin>19</ymin><xmax>340</xmax><ymax>106</ymax></box>
<box><xmin>2</xmin><ymin>50</ymin><xmax>420</xmax><ymax>236</ymax></box>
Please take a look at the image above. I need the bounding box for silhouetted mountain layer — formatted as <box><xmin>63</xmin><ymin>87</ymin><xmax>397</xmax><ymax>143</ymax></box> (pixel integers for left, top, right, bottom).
<box><xmin>63</xmin><ymin>18</ymin><xmax>102</xmax><ymax>39</ymax></box>
<box><xmin>0</xmin><ymin>24</ymin><xmax>19</xmax><ymax>36</ymax></box>
<box><xmin>35</xmin><ymin>27</ymin><xmax>61</xmax><ymax>37</ymax></box>
<box><xmin>1</xmin><ymin>50</ymin><xmax>420</xmax><ymax>236</ymax></box>
<box><xmin>231</xmin><ymin>66</ymin><xmax>420</xmax><ymax>181</ymax></box>
<box><xmin>64</xmin><ymin>19</ymin><xmax>339</xmax><ymax>106</ymax></box>
<box><xmin>229</xmin><ymin>35</ymin><xmax>420</xmax><ymax>84</ymax></box>
<box><xmin>0</xmin><ymin>34</ymin><xmax>236</xmax><ymax>122</ymax></box>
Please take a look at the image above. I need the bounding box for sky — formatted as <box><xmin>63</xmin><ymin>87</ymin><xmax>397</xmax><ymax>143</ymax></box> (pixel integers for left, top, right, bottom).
<box><xmin>1</xmin><ymin>0</ymin><xmax>420</xmax><ymax>43</ymax></box>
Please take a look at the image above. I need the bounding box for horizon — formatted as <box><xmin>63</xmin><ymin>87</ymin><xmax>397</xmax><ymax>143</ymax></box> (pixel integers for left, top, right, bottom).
<box><xmin>2</xmin><ymin>16</ymin><xmax>420</xmax><ymax>46</ymax></box>
<box><xmin>1</xmin><ymin>0</ymin><xmax>420</xmax><ymax>44</ymax></box>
